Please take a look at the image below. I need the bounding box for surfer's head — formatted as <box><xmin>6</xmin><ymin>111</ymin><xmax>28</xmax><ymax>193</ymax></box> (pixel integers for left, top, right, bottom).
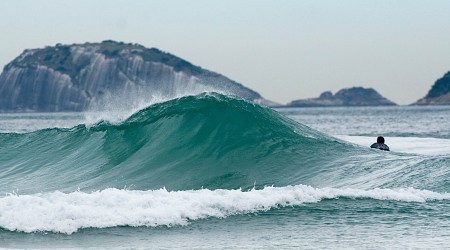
<box><xmin>377</xmin><ymin>136</ymin><xmax>385</xmax><ymax>144</ymax></box>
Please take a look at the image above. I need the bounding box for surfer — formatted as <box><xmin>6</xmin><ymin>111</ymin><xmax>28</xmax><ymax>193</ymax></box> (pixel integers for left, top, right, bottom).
<box><xmin>370</xmin><ymin>136</ymin><xmax>390</xmax><ymax>151</ymax></box>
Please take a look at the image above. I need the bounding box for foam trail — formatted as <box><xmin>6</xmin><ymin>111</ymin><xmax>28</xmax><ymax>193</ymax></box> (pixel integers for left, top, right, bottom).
<box><xmin>1</xmin><ymin>185</ymin><xmax>449</xmax><ymax>234</ymax></box>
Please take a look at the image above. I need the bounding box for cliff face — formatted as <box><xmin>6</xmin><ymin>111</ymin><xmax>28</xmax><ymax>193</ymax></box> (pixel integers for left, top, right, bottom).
<box><xmin>413</xmin><ymin>72</ymin><xmax>450</xmax><ymax>105</ymax></box>
<box><xmin>0</xmin><ymin>41</ymin><xmax>268</xmax><ymax>112</ymax></box>
<box><xmin>287</xmin><ymin>87</ymin><xmax>397</xmax><ymax>107</ymax></box>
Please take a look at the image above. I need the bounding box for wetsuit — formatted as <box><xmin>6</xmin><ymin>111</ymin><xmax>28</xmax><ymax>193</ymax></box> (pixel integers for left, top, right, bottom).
<box><xmin>370</xmin><ymin>143</ymin><xmax>390</xmax><ymax>151</ymax></box>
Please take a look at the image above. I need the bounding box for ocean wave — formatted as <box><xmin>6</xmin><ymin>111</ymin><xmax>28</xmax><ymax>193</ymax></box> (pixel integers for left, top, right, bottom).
<box><xmin>1</xmin><ymin>185</ymin><xmax>449</xmax><ymax>234</ymax></box>
<box><xmin>0</xmin><ymin>93</ymin><xmax>353</xmax><ymax>193</ymax></box>
<box><xmin>1</xmin><ymin>93</ymin><xmax>449</xmax><ymax>195</ymax></box>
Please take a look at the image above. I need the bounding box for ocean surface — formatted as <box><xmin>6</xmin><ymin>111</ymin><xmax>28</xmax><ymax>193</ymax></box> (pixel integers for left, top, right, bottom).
<box><xmin>1</xmin><ymin>93</ymin><xmax>450</xmax><ymax>249</ymax></box>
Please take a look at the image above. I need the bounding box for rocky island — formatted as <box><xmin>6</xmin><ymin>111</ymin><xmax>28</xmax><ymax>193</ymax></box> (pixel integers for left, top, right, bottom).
<box><xmin>0</xmin><ymin>41</ymin><xmax>274</xmax><ymax>112</ymax></box>
<box><xmin>413</xmin><ymin>72</ymin><xmax>450</xmax><ymax>105</ymax></box>
<box><xmin>286</xmin><ymin>87</ymin><xmax>397</xmax><ymax>107</ymax></box>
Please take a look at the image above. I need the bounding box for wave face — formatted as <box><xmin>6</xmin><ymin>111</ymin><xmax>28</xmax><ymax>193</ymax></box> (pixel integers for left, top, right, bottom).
<box><xmin>1</xmin><ymin>93</ymin><xmax>450</xmax><ymax>195</ymax></box>
<box><xmin>0</xmin><ymin>93</ymin><xmax>332</xmax><ymax>192</ymax></box>
<box><xmin>2</xmin><ymin>93</ymin><xmax>450</xmax><ymax>195</ymax></box>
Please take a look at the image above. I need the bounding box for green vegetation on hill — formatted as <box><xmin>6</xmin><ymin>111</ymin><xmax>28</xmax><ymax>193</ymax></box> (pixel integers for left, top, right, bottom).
<box><xmin>10</xmin><ymin>40</ymin><xmax>205</xmax><ymax>79</ymax></box>
<box><xmin>11</xmin><ymin>44</ymin><xmax>89</xmax><ymax>81</ymax></box>
<box><xmin>99</xmin><ymin>40</ymin><xmax>204</xmax><ymax>75</ymax></box>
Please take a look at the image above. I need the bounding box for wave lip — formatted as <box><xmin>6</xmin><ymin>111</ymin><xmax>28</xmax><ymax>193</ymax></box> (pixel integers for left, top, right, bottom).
<box><xmin>1</xmin><ymin>185</ymin><xmax>449</xmax><ymax>234</ymax></box>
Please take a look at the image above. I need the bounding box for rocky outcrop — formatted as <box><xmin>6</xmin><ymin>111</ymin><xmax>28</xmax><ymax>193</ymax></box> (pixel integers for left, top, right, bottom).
<box><xmin>0</xmin><ymin>41</ymin><xmax>272</xmax><ymax>112</ymax></box>
<box><xmin>286</xmin><ymin>87</ymin><xmax>397</xmax><ymax>107</ymax></box>
<box><xmin>413</xmin><ymin>72</ymin><xmax>450</xmax><ymax>105</ymax></box>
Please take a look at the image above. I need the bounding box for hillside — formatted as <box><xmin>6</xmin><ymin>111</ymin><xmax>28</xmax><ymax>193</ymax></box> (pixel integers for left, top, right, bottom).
<box><xmin>0</xmin><ymin>41</ymin><xmax>272</xmax><ymax>112</ymax></box>
<box><xmin>413</xmin><ymin>72</ymin><xmax>450</xmax><ymax>105</ymax></box>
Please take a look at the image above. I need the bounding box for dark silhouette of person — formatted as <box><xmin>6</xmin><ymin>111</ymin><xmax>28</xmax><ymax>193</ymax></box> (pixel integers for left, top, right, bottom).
<box><xmin>370</xmin><ymin>136</ymin><xmax>390</xmax><ymax>151</ymax></box>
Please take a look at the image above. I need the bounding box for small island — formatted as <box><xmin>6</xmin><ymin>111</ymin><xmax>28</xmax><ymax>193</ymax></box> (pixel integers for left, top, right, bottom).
<box><xmin>285</xmin><ymin>87</ymin><xmax>397</xmax><ymax>107</ymax></box>
<box><xmin>413</xmin><ymin>72</ymin><xmax>450</xmax><ymax>105</ymax></box>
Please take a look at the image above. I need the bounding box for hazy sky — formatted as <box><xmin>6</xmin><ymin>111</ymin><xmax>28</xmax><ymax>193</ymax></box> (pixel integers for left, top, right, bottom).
<box><xmin>1</xmin><ymin>0</ymin><xmax>449</xmax><ymax>105</ymax></box>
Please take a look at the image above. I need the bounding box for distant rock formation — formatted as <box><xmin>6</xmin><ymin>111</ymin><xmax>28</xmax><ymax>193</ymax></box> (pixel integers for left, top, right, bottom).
<box><xmin>0</xmin><ymin>41</ymin><xmax>273</xmax><ymax>112</ymax></box>
<box><xmin>413</xmin><ymin>72</ymin><xmax>450</xmax><ymax>105</ymax></box>
<box><xmin>286</xmin><ymin>87</ymin><xmax>397</xmax><ymax>107</ymax></box>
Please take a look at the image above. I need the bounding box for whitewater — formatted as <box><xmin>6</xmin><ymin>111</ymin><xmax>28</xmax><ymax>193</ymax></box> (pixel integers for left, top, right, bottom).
<box><xmin>1</xmin><ymin>93</ymin><xmax>450</xmax><ymax>249</ymax></box>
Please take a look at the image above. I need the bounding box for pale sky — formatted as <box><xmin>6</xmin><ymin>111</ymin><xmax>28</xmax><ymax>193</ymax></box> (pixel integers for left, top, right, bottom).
<box><xmin>1</xmin><ymin>0</ymin><xmax>449</xmax><ymax>105</ymax></box>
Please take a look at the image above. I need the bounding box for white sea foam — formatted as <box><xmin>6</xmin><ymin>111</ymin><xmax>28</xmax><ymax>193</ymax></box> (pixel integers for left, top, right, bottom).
<box><xmin>337</xmin><ymin>135</ymin><xmax>450</xmax><ymax>156</ymax></box>
<box><xmin>1</xmin><ymin>185</ymin><xmax>449</xmax><ymax>234</ymax></box>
